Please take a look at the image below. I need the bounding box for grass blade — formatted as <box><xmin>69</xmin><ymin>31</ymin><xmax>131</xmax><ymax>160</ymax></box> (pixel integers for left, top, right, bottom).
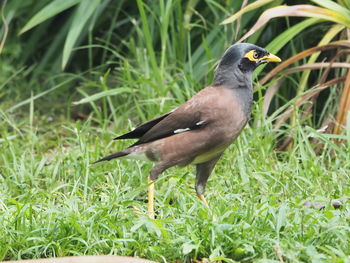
<box><xmin>310</xmin><ymin>0</ymin><xmax>350</xmax><ymax>18</ymax></box>
<box><xmin>62</xmin><ymin>0</ymin><xmax>101</xmax><ymax>69</ymax></box>
<box><xmin>274</xmin><ymin>77</ymin><xmax>346</xmax><ymax>130</ymax></box>
<box><xmin>73</xmin><ymin>88</ymin><xmax>133</xmax><ymax>105</ymax></box>
<box><xmin>254</xmin><ymin>18</ymin><xmax>320</xmax><ymax>77</ymax></box>
<box><xmin>6</xmin><ymin>78</ymin><xmax>75</xmax><ymax>112</ymax></box>
<box><xmin>262</xmin><ymin>62</ymin><xmax>350</xmax><ymax>117</ymax></box>
<box><xmin>334</xmin><ymin>69</ymin><xmax>350</xmax><ymax>134</ymax></box>
<box><xmin>298</xmin><ymin>24</ymin><xmax>345</xmax><ymax>95</ymax></box>
<box><xmin>19</xmin><ymin>0</ymin><xmax>80</xmax><ymax>34</ymax></box>
<box><xmin>238</xmin><ymin>5</ymin><xmax>350</xmax><ymax>43</ymax></box>
<box><xmin>276</xmin><ymin>203</ymin><xmax>287</xmax><ymax>236</ymax></box>
<box><xmin>220</xmin><ymin>0</ymin><xmax>275</xmax><ymax>25</ymax></box>
<box><xmin>260</xmin><ymin>40</ymin><xmax>350</xmax><ymax>85</ymax></box>
<box><xmin>136</xmin><ymin>0</ymin><xmax>160</xmax><ymax>83</ymax></box>
<box><xmin>0</xmin><ymin>0</ymin><xmax>9</xmax><ymax>54</ymax></box>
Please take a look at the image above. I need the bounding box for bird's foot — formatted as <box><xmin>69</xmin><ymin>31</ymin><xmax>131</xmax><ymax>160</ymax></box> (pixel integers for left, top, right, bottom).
<box><xmin>197</xmin><ymin>193</ymin><xmax>218</xmax><ymax>221</ymax></box>
<box><xmin>197</xmin><ymin>194</ymin><xmax>209</xmax><ymax>208</ymax></box>
<box><xmin>127</xmin><ymin>205</ymin><xmax>143</xmax><ymax>215</ymax></box>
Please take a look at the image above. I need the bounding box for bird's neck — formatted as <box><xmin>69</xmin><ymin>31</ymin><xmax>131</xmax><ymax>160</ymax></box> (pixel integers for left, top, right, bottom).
<box><xmin>231</xmin><ymin>85</ymin><xmax>253</xmax><ymax>116</ymax></box>
<box><xmin>212</xmin><ymin>66</ymin><xmax>253</xmax><ymax>88</ymax></box>
<box><xmin>212</xmin><ymin>66</ymin><xmax>254</xmax><ymax>116</ymax></box>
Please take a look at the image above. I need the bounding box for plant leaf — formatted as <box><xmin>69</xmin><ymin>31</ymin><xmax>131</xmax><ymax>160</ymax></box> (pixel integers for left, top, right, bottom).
<box><xmin>6</xmin><ymin>78</ymin><xmax>76</xmax><ymax>112</ymax></box>
<box><xmin>238</xmin><ymin>5</ymin><xmax>350</xmax><ymax>43</ymax></box>
<box><xmin>73</xmin><ymin>88</ymin><xmax>133</xmax><ymax>105</ymax></box>
<box><xmin>260</xmin><ymin>40</ymin><xmax>350</xmax><ymax>85</ymax></box>
<box><xmin>262</xmin><ymin>78</ymin><xmax>285</xmax><ymax>118</ymax></box>
<box><xmin>274</xmin><ymin>76</ymin><xmax>346</xmax><ymax>130</ymax></box>
<box><xmin>284</xmin><ymin>62</ymin><xmax>350</xmax><ymax>73</ymax></box>
<box><xmin>220</xmin><ymin>0</ymin><xmax>275</xmax><ymax>25</ymax></box>
<box><xmin>254</xmin><ymin>18</ymin><xmax>320</xmax><ymax>76</ymax></box>
<box><xmin>262</xmin><ymin>62</ymin><xmax>350</xmax><ymax>117</ymax></box>
<box><xmin>62</xmin><ymin>0</ymin><xmax>101</xmax><ymax>69</ymax></box>
<box><xmin>338</xmin><ymin>0</ymin><xmax>350</xmax><ymax>9</ymax></box>
<box><xmin>310</xmin><ymin>0</ymin><xmax>350</xmax><ymax>19</ymax></box>
<box><xmin>298</xmin><ymin>24</ymin><xmax>345</xmax><ymax>95</ymax></box>
<box><xmin>19</xmin><ymin>0</ymin><xmax>80</xmax><ymax>34</ymax></box>
<box><xmin>136</xmin><ymin>0</ymin><xmax>159</xmax><ymax>81</ymax></box>
<box><xmin>334</xmin><ymin>69</ymin><xmax>350</xmax><ymax>134</ymax></box>
<box><xmin>276</xmin><ymin>203</ymin><xmax>287</xmax><ymax>234</ymax></box>
<box><xmin>182</xmin><ymin>243</ymin><xmax>198</xmax><ymax>255</ymax></box>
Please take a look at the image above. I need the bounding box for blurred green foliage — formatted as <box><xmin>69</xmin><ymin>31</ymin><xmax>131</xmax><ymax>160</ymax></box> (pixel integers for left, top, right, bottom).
<box><xmin>1</xmin><ymin>0</ymin><xmax>349</xmax><ymax>131</ymax></box>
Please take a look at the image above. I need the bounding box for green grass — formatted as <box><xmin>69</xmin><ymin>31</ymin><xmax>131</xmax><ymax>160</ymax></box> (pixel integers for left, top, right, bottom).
<box><xmin>1</xmin><ymin>96</ymin><xmax>349</xmax><ymax>262</ymax></box>
<box><xmin>1</xmin><ymin>1</ymin><xmax>350</xmax><ymax>262</ymax></box>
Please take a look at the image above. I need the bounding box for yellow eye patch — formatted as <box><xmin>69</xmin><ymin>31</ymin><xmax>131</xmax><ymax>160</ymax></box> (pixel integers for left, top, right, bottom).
<box><xmin>243</xmin><ymin>50</ymin><xmax>259</xmax><ymax>62</ymax></box>
<box><xmin>244</xmin><ymin>50</ymin><xmax>282</xmax><ymax>63</ymax></box>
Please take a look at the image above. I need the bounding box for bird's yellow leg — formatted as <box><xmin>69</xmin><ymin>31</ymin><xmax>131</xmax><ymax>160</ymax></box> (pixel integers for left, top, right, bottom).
<box><xmin>147</xmin><ymin>176</ymin><xmax>155</xmax><ymax>219</ymax></box>
<box><xmin>197</xmin><ymin>194</ymin><xmax>209</xmax><ymax>208</ymax></box>
<box><xmin>129</xmin><ymin>205</ymin><xmax>142</xmax><ymax>215</ymax></box>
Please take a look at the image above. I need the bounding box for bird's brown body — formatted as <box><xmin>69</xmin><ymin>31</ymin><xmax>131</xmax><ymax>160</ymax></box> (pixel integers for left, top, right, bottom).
<box><xmin>96</xmin><ymin>43</ymin><xmax>281</xmax><ymax>217</ymax></box>
<box><xmin>129</xmin><ymin>85</ymin><xmax>250</xmax><ymax>167</ymax></box>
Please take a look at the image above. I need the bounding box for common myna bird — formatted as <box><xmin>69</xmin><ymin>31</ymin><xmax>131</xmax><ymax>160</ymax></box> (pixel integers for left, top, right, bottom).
<box><xmin>95</xmin><ymin>43</ymin><xmax>281</xmax><ymax>218</ymax></box>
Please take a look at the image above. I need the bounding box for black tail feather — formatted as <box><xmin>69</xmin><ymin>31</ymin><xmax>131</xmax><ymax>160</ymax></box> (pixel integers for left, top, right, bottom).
<box><xmin>93</xmin><ymin>151</ymin><xmax>128</xmax><ymax>164</ymax></box>
<box><xmin>113</xmin><ymin>112</ymin><xmax>171</xmax><ymax>140</ymax></box>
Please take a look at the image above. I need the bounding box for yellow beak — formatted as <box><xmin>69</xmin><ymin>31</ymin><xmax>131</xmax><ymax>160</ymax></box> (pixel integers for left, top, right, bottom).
<box><xmin>262</xmin><ymin>53</ymin><xmax>281</xmax><ymax>63</ymax></box>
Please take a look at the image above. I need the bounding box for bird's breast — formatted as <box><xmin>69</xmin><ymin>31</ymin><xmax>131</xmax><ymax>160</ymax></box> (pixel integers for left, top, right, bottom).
<box><xmin>214</xmin><ymin>88</ymin><xmax>252</xmax><ymax>140</ymax></box>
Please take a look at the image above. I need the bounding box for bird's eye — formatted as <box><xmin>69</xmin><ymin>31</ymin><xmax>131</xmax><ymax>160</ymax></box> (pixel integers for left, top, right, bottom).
<box><xmin>253</xmin><ymin>51</ymin><xmax>259</xmax><ymax>59</ymax></box>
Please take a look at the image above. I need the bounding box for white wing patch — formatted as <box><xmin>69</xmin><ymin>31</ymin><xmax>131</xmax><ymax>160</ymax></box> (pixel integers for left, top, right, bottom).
<box><xmin>173</xmin><ymin>121</ymin><xmax>205</xmax><ymax>134</ymax></box>
<box><xmin>174</xmin><ymin>128</ymin><xmax>191</xmax><ymax>134</ymax></box>
<box><xmin>196</xmin><ymin>121</ymin><xmax>205</xmax><ymax>126</ymax></box>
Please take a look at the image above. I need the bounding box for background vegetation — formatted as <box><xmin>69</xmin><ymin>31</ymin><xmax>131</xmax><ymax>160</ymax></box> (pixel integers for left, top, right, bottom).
<box><xmin>0</xmin><ymin>0</ymin><xmax>349</xmax><ymax>262</ymax></box>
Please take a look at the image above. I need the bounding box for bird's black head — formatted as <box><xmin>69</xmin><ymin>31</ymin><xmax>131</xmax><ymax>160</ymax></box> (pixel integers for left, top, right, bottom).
<box><xmin>213</xmin><ymin>43</ymin><xmax>281</xmax><ymax>86</ymax></box>
<box><xmin>219</xmin><ymin>43</ymin><xmax>281</xmax><ymax>72</ymax></box>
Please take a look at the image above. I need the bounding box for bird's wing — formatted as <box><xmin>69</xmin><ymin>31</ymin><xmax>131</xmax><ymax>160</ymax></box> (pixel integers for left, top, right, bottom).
<box><xmin>116</xmin><ymin>86</ymin><xmax>215</xmax><ymax>145</ymax></box>
<box><xmin>114</xmin><ymin>112</ymin><xmax>172</xmax><ymax>140</ymax></box>
<box><xmin>132</xmin><ymin>109</ymin><xmax>206</xmax><ymax>146</ymax></box>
